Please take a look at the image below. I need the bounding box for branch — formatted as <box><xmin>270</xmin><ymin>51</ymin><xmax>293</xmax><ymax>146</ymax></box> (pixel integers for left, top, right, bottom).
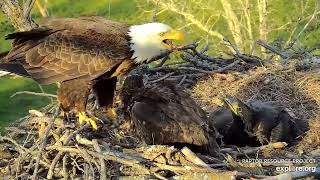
<box><xmin>23</xmin><ymin>0</ymin><xmax>36</xmax><ymax>20</ymax></box>
<box><xmin>256</xmin><ymin>39</ymin><xmax>291</xmax><ymax>59</ymax></box>
<box><xmin>46</xmin><ymin>124</ymin><xmax>90</xmax><ymax>179</ymax></box>
<box><xmin>11</xmin><ymin>91</ymin><xmax>57</xmax><ymax>98</ymax></box>
<box><xmin>224</xmin><ymin>38</ymin><xmax>266</xmax><ymax>64</ymax></box>
<box><xmin>154</xmin><ymin>56</ymin><xmax>170</xmax><ymax>68</ymax></box>
<box><xmin>286</xmin><ymin>0</ymin><xmax>319</xmax><ymax>49</ymax></box>
<box><xmin>0</xmin><ymin>0</ymin><xmax>37</xmax><ymax>31</ymax></box>
<box><xmin>149</xmin><ymin>72</ymin><xmax>175</xmax><ymax>83</ymax></box>
<box><xmin>152</xmin><ymin>60</ymin><xmax>240</xmax><ymax>74</ymax></box>
<box><xmin>220</xmin><ymin>142</ymin><xmax>288</xmax><ymax>155</ymax></box>
<box><xmin>92</xmin><ymin>140</ymin><xmax>107</xmax><ymax>180</ymax></box>
<box><xmin>32</xmin><ymin>121</ymin><xmax>54</xmax><ymax>180</ymax></box>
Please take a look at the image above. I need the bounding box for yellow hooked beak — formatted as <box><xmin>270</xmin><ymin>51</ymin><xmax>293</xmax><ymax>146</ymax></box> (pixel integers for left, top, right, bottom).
<box><xmin>161</xmin><ymin>30</ymin><xmax>185</xmax><ymax>49</ymax></box>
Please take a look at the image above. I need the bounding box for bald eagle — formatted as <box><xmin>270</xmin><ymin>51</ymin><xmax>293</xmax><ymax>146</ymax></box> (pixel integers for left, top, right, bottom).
<box><xmin>0</xmin><ymin>16</ymin><xmax>184</xmax><ymax>129</ymax></box>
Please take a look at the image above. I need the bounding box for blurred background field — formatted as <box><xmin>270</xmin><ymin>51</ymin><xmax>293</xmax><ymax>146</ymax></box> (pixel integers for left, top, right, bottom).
<box><xmin>0</xmin><ymin>0</ymin><xmax>320</xmax><ymax>129</ymax></box>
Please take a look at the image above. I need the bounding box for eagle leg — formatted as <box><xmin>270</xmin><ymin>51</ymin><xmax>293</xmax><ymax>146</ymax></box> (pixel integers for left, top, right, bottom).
<box><xmin>105</xmin><ymin>97</ymin><xmax>123</xmax><ymax>120</ymax></box>
<box><xmin>58</xmin><ymin>79</ymin><xmax>99</xmax><ymax>129</ymax></box>
<box><xmin>78</xmin><ymin>112</ymin><xmax>98</xmax><ymax>130</ymax></box>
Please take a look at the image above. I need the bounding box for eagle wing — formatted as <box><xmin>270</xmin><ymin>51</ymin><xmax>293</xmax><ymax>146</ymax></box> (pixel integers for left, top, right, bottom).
<box><xmin>4</xmin><ymin>17</ymin><xmax>131</xmax><ymax>84</ymax></box>
<box><xmin>131</xmin><ymin>82</ymin><xmax>212</xmax><ymax>145</ymax></box>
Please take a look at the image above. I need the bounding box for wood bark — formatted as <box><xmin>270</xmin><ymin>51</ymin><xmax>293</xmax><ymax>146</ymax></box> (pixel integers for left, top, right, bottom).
<box><xmin>258</xmin><ymin>0</ymin><xmax>268</xmax><ymax>57</ymax></box>
<box><xmin>0</xmin><ymin>0</ymin><xmax>37</xmax><ymax>31</ymax></box>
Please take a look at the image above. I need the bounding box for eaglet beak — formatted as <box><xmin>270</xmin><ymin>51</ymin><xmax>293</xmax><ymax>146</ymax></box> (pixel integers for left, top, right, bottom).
<box><xmin>224</xmin><ymin>97</ymin><xmax>241</xmax><ymax>116</ymax></box>
<box><xmin>162</xmin><ymin>30</ymin><xmax>185</xmax><ymax>49</ymax></box>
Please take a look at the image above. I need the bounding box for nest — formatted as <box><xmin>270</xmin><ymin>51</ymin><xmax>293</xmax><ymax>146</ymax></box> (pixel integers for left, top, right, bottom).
<box><xmin>0</xmin><ymin>106</ymin><xmax>240</xmax><ymax>179</ymax></box>
<box><xmin>193</xmin><ymin>66</ymin><xmax>320</xmax><ymax>152</ymax></box>
<box><xmin>0</xmin><ymin>110</ymin><xmax>317</xmax><ymax>179</ymax></box>
<box><xmin>0</xmin><ymin>37</ymin><xmax>320</xmax><ymax>179</ymax></box>
<box><xmin>0</xmin><ymin>66</ymin><xmax>318</xmax><ymax>179</ymax></box>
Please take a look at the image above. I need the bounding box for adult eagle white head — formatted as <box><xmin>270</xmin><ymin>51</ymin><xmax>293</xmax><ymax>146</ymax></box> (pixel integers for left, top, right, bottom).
<box><xmin>0</xmin><ymin>16</ymin><xmax>184</xmax><ymax>129</ymax></box>
<box><xmin>129</xmin><ymin>22</ymin><xmax>184</xmax><ymax>63</ymax></box>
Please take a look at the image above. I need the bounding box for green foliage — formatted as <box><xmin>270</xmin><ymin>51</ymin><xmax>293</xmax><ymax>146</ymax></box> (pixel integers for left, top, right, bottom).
<box><xmin>137</xmin><ymin>0</ymin><xmax>320</xmax><ymax>55</ymax></box>
<box><xmin>0</xmin><ymin>76</ymin><xmax>57</xmax><ymax>132</ymax></box>
<box><xmin>0</xmin><ymin>18</ymin><xmax>14</xmax><ymax>52</ymax></box>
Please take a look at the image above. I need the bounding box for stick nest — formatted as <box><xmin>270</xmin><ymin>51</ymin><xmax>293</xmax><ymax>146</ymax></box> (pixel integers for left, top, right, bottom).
<box><xmin>0</xmin><ymin>40</ymin><xmax>320</xmax><ymax>179</ymax></box>
<box><xmin>0</xmin><ymin>67</ymin><xmax>319</xmax><ymax>179</ymax></box>
<box><xmin>193</xmin><ymin>66</ymin><xmax>320</xmax><ymax>153</ymax></box>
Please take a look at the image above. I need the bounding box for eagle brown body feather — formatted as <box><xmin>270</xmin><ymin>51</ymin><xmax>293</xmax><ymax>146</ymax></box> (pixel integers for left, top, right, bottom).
<box><xmin>1</xmin><ymin>17</ymin><xmax>135</xmax><ymax>112</ymax></box>
<box><xmin>119</xmin><ymin>75</ymin><xmax>220</xmax><ymax>156</ymax></box>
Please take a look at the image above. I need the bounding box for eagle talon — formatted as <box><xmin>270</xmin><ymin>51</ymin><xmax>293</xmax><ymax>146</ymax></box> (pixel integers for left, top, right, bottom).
<box><xmin>78</xmin><ymin>112</ymin><xmax>98</xmax><ymax>130</ymax></box>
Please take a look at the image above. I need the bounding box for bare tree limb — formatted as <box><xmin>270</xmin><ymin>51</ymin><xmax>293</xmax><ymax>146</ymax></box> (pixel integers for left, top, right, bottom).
<box><xmin>32</xmin><ymin>121</ymin><xmax>54</xmax><ymax>180</ymax></box>
<box><xmin>0</xmin><ymin>0</ymin><xmax>37</xmax><ymax>31</ymax></box>
<box><xmin>10</xmin><ymin>91</ymin><xmax>57</xmax><ymax>98</ymax></box>
<box><xmin>256</xmin><ymin>39</ymin><xmax>291</xmax><ymax>59</ymax></box>
<box><xmin>286</xmin><ymin>0</ymin><xmax>319</xmax><ymax>49</ymax></box>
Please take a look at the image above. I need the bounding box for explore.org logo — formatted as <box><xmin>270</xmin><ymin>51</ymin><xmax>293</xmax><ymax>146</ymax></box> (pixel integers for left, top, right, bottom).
<box><xmin>275</xmin><ymin>166</ymin><xmax>317</xmax><ymax>173</ymax></box>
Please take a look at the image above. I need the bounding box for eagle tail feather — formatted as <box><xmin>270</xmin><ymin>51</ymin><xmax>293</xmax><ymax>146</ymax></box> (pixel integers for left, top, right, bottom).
<box><xmin>0</xmin><ymin>63</ymin><xmax>30</xmax><ymax>77</ymax></box>
<box><xmin>3</xmin><ymin>29</ymin><xmax>56</xmax><ymax>63</ymax></box>
<box><xmin>5</xmin><ymin>28</ymin><xmax>54</xmax><ymax>42</ymax></box>
<box><xmin>0</xmin><ymin>51</ymin><xmax>30</xmax><ymax>77</ymax></box>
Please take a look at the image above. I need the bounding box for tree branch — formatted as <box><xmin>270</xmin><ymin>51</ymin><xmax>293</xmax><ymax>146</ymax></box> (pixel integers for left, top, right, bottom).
<box><xmin>0</xmin><ymin>0</ymin><xmax>37</xmax><ymax>31</ymax></box>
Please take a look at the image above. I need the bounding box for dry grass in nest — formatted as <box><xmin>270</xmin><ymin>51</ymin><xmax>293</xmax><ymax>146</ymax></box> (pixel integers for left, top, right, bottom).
<box><xmin>295</xmin><ymin>72</ymin><xmax>320</xmax><ymax>151</ymax></box>
<box><xmin>298</xmin><ymin>115</ymin><xmax>320</xmax><ymax>151</ymax></box>
<box><xmin>192</xmin><ymin>67</ymin><xmax>320</xmax><ymax>149</ymax></box>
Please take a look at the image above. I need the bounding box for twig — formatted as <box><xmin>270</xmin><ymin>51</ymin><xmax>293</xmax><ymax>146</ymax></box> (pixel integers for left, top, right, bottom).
<box><xmin>23</xmin><ymin>0</ymin><xmax>36</xmax><ymax>20</ymax></box>
<box><xmin>152</xmin><ymin>0</ymin><xmax>160</xmax><ymax>22</ymax></box>
<box><xmin>180</xmin><ymin>43</ymin><xmax>220</xmax><ymax>63</ymax></box>
<box><xmin>177</xmin><ymin>75</ymin><xmax>187</xmax><ymax>86</ymax></box>
<box><xmin>256</xmin><ymin>40</ymin><xmax>291</xmax><ymax>59</ymax></box>
<box><xmin>170</xmin><ymin>73</ymin><xmax>205</xmax><ymax>78</ymax></box>
<box><xmin>154</xmin><ymin>56</ymin><xmax>170</xmax><ymax>68</ymax></box>
<box><xmin>224</xmin><ymin>38</ymin><xmax>264</xmax><ymax>64</ymax></box>
<box><xmin>32</xmin><ymin>121</ymin><xmax>54</xmax><ymax>180</ymax></box>
<box><xmin>62</xmin><ymin>155</ymin><xmax>68</xmax><ymax>179</ymax></box>
<box><xmin>47</xmin><ymin>145</ymin><xmax>217</xmax><ymax>179</ymax></box>
<box><xmin>220</xmin><ymin>142</ymin><xmax>288</xmax><ymax>155</ymax></box>
<box><xmin>153</xmin><ymin>60</ymin><xmax>240</xmax><ymax>74</ymax></box>
<box><xmin>149</xmin><ymin>72</ymin><xmax>175</xmax><ymax>83</ymax></box>
<box><xmin>46</xmin><ymin>146</ymin><xmax>151</xmax><ymax>174</ymax></box>
<box><xmin>0</xmin><ymin>136</ymin><xmax>29</xmax><ymax>152</ymax></box>
<box><xmin>148</xmin><ymin>43</ymin><xmax>201</xmax><ymax>63</ymax></box>
<box><xmin>152</xmin><ymin>162</ymin><xmax>219</xmax><ymax>174</ymax></box>
<box><xmin>0</xmin><ymin>0</ymin><xmax>37</xmax><ymax>30</ymax></box>
<box><xmin>47</xmin><ymin>124</ymin><xmax>90</xmax><ymax>179</ymax></box>
<box><xmin>11</xmin><ymin>91</ymin><xmax>57</xmax><ymax>98</ymax></box>
<box><xmin>181</xmin><ymin>147</ymin><xmax>209</xmax><ymax>167</ymax></box>
<box><xmin>181</xmin><ymin>53</ymin><xmax>216</xmax><ymax>70</ymax></box>
<box><xmin>38</xmin><ymin>84</ymin><xmax>54</xmax><ymax>103</ymax></box>
<box><xmin>286</xmin><ymin>0</ymin><xmax>319</xmax><ymax>49</ymax></box>
<box><xmin>76</xmin><ymin>145</ymin><xmax>96</xmax><ymax>179</ymax></box>
<box><xmin>224</xmin><ymin>38</ymin><xmax>241</xmax><ymax>55</ymax></box>
<box><xmin>92</xmin><ymin>139</ymin><xmax>107</xmax><ymax>180</ymax></box>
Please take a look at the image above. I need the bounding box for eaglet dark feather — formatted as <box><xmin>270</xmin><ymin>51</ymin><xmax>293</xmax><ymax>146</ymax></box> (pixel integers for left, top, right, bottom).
<box><xmin>118</xmin><ymin>74</ymin><xmax>220</xmax><ymax>156</ymax></box>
